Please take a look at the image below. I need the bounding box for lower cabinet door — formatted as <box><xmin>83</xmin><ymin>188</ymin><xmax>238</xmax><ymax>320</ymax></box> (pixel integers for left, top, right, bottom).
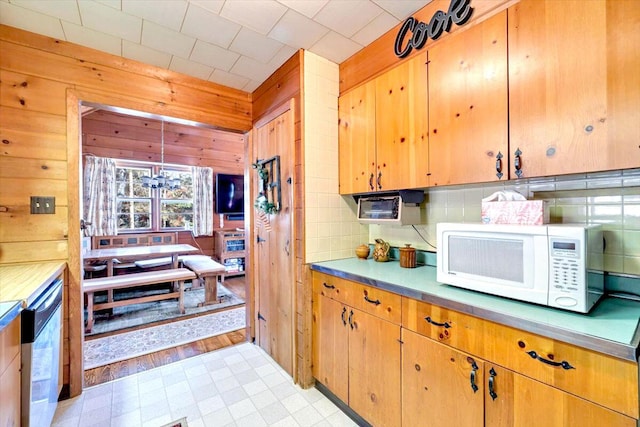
<box><xmin>402</xmin><ymin>329</ymin><xmax>484</xmax><ymax>427</ymax></box>
<box><xmin>485</xmin><ymin>365</ymin><xmax>636</xmax><ymax>427</ymax></box>
<box><xmin>312</xmin><ymin>294</ymin><xmax>349</xmax><ymax>403</ymax></box>
<box><xmin>349</xmin><ymin>307</ymin><xmax>401</xmax><ymax>427</ymax></box>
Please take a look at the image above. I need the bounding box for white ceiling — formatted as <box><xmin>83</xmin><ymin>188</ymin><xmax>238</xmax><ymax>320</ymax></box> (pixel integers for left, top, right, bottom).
<box><xmin>0</xmin><ymin>0</ymin><xmax>433</xmax><ymax>92</ymax></box>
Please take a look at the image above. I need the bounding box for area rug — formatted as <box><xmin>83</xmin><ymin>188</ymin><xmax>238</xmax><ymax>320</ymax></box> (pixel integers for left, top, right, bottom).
<box><xmin>86</xmin><ymin>283</ymin><xmax>244</xmax><ymax>335</ymax></box>
<box><xmin>84</xmin><ymin>306</ymin><xmax>246</xmax><ymax>369</ymax></box>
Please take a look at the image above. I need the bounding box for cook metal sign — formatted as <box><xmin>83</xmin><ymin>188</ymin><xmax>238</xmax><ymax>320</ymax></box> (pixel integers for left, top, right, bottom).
<box><xmin>394</xmin><ymin>0</ymin><xmax>474</xmax><ymax>58</ymax></box>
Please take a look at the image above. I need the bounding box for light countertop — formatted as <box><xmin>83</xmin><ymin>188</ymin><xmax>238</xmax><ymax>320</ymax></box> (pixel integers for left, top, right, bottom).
<box><xmin>310</xmin><ymin>258</ymin><xmax>640</xmax><ymax>362</ymax></box>
<box><xmin>0</xmin><ymin>261</ymin><xmax>67</xmax><ymax>330</ymax></box>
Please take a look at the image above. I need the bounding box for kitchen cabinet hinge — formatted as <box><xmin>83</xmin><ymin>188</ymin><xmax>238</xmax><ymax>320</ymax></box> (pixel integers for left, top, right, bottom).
<box><xmin>258</xmin><ymin>312</ymin><xmax>266</xmax><ymax>321</ymax></box>
<box><xmin>398</xmin><ymin>339</ymin><xmax>404</xmax><ymax>344</ymax></box>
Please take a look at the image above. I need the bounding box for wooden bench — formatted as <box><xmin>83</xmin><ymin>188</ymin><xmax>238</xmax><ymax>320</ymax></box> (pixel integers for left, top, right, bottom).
<box><xmin>83</xmin><ymin>268</ymin><xmax>196</xmax><ymax>333</ymax></box>
<box><xmin>92</xmin><ymin>232</ymin><xmax>178</xmax><ymax>274</ymax></box>
<box><xmin>181</xmin><ymin>255</ymin><xmax>226</xmax><ymax>306</ymax></box>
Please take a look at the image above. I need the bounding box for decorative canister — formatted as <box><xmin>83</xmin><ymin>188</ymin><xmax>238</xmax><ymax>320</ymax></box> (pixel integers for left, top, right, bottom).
<box><xmin>399</xmin><ymin>244</ymin><xmax>416</xmax><ymax>268</ymax></box>
<box><xmin>355</xmin><ymin>244</ymin><xmax>370</xmax><ymax>259</ymax></box>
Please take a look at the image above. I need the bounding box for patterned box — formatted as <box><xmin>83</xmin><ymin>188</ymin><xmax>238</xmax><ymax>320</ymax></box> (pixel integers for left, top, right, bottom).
<box><xmin>481</xmin><ymin>200</ymin><xmax>549</xmax><ymax>225</ymax></box>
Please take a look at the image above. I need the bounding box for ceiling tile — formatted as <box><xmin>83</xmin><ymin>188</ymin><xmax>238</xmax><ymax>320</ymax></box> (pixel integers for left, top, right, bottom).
<box><xmin>10</xmin><ymin>0</ymin><xmax>81</xmax><ymax>25</ymax></box>
<box><xmin>188</xmin><ymin>0</ymin><xmax>224</xmax><ymax>15</ymax></box>
<box><xmin>268</xmin><ymin>44</ymin><xmax>298</xmax><ymax>70</ymax></box>
<box><xmin>209</xmin><ymin>69</ymin><xmax>250</xmax><ymax>91</ymax></box>
<box><xmin>0</xmin><ymin>2</ymin><xmax>65</xmax><ymax>39</ymax></box>
<box><xmin>122</xmin><ymin>0</ymin><xmax>188</xmax><ymax>31</ymax></box>
<box><xmin>122</xmin><ymin>40</ymin><xmax>172</xmax><ymax>69</ymax></box>
<box><xmin>373</xmin><ymin>0</ymin><xmax>433</xmax><ymax>20</ymax></box>
<box><xmin>276</xmin><ymin>0</ymin><xmax>328</xmax><ymax>19</ymax></box>
<box><xmin>78</xmin><ymin>1</ymin><xmax>142</xmax><ymax>43</ymax></box>
<box><xmin>314</xmin><ymin>0</ymin><xmax>383</xmax><ymax>39</ymax></box>
<box><xmin>230</xmin><ymin>56</ymin><xmax>274</xmax><ymax>82</ymax></box>
<box><xmin>310</xmin><ymin>30</ymin><xmax>362</xmax><ymax>64</ymax></box>
<box><xmin>190</xmin><ymin>40</ymin><xmax>240</xmax><ymax>71</ymax></box>
<box><xmin>351</xmin><ymin>10</ymin><xmax>398</xmax><ymax>47</ymax></box>
<box><xmin>141</xmin><ymin>20</ymin><xmax>196</xmax><ymax>57</ymax></box>
<box><xmin>93</xmin><ymin>0</ymin><xmax>122</xmax><ymax>10</ymax></box>
<box><xmin>243</xmin><ymin>79</ymin><xmax>262</xmax><ymax>92</ymax></box>
<box><xmin>61</xmin><ymin>21</ymin><xmax>122</xmax><ymax>56</ymax></box>
<box><xmin>181</xmin><ymin>3</ymin><xmax>241</xmax><ymax>49</ymax></box>
<box><xmin>169</xmin><ymin>56</ymin><xmax>213</xmax><ymax>80</ymax></box>
<box><xmin>229</xmin><ymin>27</ymin><xmax>284</xmax><ymax>64</ymax></box>
<box><xmin>269</xmin><ymin>9</ymin><xmax>329</xmax><ymax>50</ymax></box>
<box><xmin>220</xmin><ymin>0</ymin><xmax>287</xmax><ymax>35</ymax></box>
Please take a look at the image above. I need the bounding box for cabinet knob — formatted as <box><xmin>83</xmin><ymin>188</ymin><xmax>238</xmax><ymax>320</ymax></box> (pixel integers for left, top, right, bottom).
<box><xmin>495</xmin><ymin>152</ymin><xmax>503</xmax><ymax>179</ymax></box>
<box><xmin>514</xmin><ymin>148</ymin><xmax>523</xmax><ymax>178</ymax></box>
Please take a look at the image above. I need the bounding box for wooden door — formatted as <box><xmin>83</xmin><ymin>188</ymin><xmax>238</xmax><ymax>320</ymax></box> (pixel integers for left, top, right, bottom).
<box><xmin>428</xmin><ymin>11</ymin><xmax>508</xmax><ymax>186</ymax></box>
<box><xmin>375</xmin><ymin>52</ymin><xmax>429</xmax><ymax>191</ymax></box>
<box><xmin>311</xmin><ymin>294</ymin><xmax>349</xmax><ymax>403</ymax></box>
<box><xmin>402</xmin><ymin>329</ymin><xmax>484</xmax><ymax>427</ymax></box>
<box><xmin>338</xmin><ymin>80</ymin><xmax>376</xmax><ymax>194</ymax></box>
<box><xmin>348</xmin><ymin>307</ymin><xmax>401</xmax><ymax>427</ymax></box>
<box><xmin>508</xmin><ymin>0</ymin><xmax>640</xmax><ymax>177</ymax></box>
<box><xmin>484</xmin><ymin>365</ymin><xmax>635</xmax><ymax>427</ymax></box>
<box><xmin>253</xmin><ymin>103</ymin><xmax>295</xmax><ymax>375</ymax></box>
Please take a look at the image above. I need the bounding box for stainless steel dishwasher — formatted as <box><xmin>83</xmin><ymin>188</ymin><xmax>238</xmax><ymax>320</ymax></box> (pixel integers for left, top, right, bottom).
<box><xmin>21</xmin><ymin>277</ymin><xmax>63</xmax><ymax>427</ymax></box>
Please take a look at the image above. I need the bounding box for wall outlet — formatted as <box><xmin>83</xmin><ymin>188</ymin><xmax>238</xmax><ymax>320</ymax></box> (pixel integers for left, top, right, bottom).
<box><xmin>30</xmin><ymin>196</ymin><xmax>55</xmax><ymax>214</ymax></box>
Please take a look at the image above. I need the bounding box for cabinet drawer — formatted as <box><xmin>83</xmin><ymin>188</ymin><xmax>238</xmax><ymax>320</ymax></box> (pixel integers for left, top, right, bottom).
<box><xmin>482</xmin><ymin>321</ymin><xmax>638</xmax><ymax>419</ymax></box>
<box><xmin>313</xmin><ymin>272</ymin><xmax>401</xmax><ymax>324</ymax></box>
<box><xmin>313</xmin><ymin>272</ymin><xmax>349</xmax><ymax>301</ymax></box>
<box><xmin>402</xmin><ymin>297</ymin><xmax>483</xmax><ymax>350</ymax></box>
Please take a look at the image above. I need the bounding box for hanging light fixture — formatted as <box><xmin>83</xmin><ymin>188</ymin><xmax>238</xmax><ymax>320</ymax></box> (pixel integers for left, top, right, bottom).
<box><xmin>142</xmin><ymin>120</ymin><xmax>181</xmax><ymax>190</ymax></box>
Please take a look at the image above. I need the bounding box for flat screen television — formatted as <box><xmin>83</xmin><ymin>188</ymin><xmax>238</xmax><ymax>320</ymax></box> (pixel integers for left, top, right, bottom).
<box><xmin>215</xmin><ymin>173</ymin><xmax>244</xmax><ymax>215</ymax></box>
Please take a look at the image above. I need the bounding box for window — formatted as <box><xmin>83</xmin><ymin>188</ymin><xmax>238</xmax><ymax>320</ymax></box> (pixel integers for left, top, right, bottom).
<box><xmin>115</xmin><ymin>162</ymin><xmax>193</xmax><ymax>232</ymax></box>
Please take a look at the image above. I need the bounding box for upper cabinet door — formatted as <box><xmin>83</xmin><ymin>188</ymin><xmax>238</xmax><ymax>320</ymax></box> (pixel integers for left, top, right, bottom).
<box><xmin>428</xmin><ymin>11</ymin><xmax>509</xmax><ymax>187</ymax></box>
<box><xmin>338</xmin><ymin>80</ymin><xmax>376</xmax><ymax>195</ymax></box>
<box><xmin>508</xmin><ymin>0</ymin><xmax>640</xmax><ymax>177</ymax></box>
<box><xmin>375</xmin><ymin>52</ymin><xmax>429</xmax><ymax>192</ymax></box>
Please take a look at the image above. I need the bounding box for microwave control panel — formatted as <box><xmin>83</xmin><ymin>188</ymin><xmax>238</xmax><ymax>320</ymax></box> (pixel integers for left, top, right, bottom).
<box><xmin>549</xmin><ymin>238</ymin><xmax>583</xmax><ymax>291</ymax></box>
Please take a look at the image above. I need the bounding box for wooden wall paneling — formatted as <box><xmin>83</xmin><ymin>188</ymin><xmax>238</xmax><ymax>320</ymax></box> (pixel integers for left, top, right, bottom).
<box><xmin>0</xmin><ymin>69</ymin><xmax>69</xmax><ymax>114</ymax></box>
<box><xmin>252</xmin><ymin>51</ymin><xmax>303</xmax><ymax>122</ymax></box>
<box><xmin>338</xmin><ymin>0</ymin><xmax>515</xmax><ymax>94</ymax></box>
<box><xmin>0</xmin><ymin>178</ymin><xmax>67</xmax><ymax>206</ymax></box>
<box><xmin>0</xmin><ymin>241</ymin><xmax>68</xmax><ymax>263</ymax></box>
<box><xmin>0</xmin><ymin>129</ymin><xmax>67</xmax><ymax>161</ymax></box>
<box><xmin>0</xmin><ymin>207</ymin><xmax>68</xmax><ymax>243</ymax></box>
<box><xmin>0</xmin><ymin>105</ymin><xmax>67</xmax><ymax>134</ymax></box>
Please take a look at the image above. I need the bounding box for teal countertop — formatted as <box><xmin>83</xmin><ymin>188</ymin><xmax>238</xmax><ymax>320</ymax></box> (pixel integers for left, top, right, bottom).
<box><xmin>310</xmin><ymin>258</ymin><xmax>640</xmax><ymax>361</ymax></box>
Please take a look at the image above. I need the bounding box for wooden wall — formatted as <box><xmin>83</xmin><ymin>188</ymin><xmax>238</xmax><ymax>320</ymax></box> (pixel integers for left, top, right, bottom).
<box><xmin>250</xmin><ymin>51</ymin><xmax>305</xmax><ymax>383</ymax></box>
<box><xmin>0</xmin><ymin>24</ymin><xmax>251</xmax><ymax>397</ymax></box>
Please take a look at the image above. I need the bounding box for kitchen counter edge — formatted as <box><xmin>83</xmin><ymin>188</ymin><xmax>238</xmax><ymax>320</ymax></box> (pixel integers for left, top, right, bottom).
<box><xmin>310</xmin><ymin>260</ymin><xmax>640</xmax><ymax>362</ymax></box>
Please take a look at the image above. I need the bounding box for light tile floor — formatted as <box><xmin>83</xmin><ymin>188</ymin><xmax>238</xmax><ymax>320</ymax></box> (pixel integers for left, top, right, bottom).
<box><xmin>52</xmin><ymin>342</ymin><xmax>359</xmax><ymax>427</ymax></box>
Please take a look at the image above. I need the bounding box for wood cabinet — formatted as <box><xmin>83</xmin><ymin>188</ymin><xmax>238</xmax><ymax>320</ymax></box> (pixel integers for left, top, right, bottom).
<box><xmin>0</xmin><ymin>315</ymin><xmax>21</xmax><ymax>427</ymax></box>
<box><xmin>338</xmin><ymin>52</ymin><xmax>428</xmax><ymax>194</ymax></box>
<box><xmin>312</xmin><ymin>272</ymin><xmax>401</xmax><ymax>426</ymax></box>
<box><xmin>403</xmin><ymin>328</ymin><xmax>634</xmax><ymax>427</ymax></box>
<box><xmin>508</xmin><ymin>0</ymin><xmax>640</xmax><ymax>178</ymax></box>
<box><xmin>402</xmin><ymin>297</ymin><xmax>638</xmax><ymax>423</ymax></box>
<box><xmin>428</xmin><ymin>10</ymin><xmax>509</xmax><ymax>187</ymax></box>
<box><xmin>213</xmin><ymin>229</ymin><xmax>245</xmax><ymax>280</ymax></box>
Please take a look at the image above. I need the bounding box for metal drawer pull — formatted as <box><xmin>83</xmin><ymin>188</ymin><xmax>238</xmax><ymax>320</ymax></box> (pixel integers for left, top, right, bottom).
<box><xmin>526</xmin><ymin>350</ymin><xmax>575</xmax><ymax>370</ymax></box>
<box><xmin>341</xmin><ymin>307</ymin><xmax>347</xmax><ymax>326</ymax></box>
<box><xmin>488</xmin><ymin>368</ymin><xmax>498</xmax><ymax>400</ymax></box>
<box><xmin>322</xmin><ymin>282</ymin><xmax>335</xmax><ymax>289</ymax></box>
<box><xmin>369</xmin><ymin>173</ymin><xmax>374</xmax><ymax>191</ymax></box>
<box><xmin>424</xmin><ymin>316</ymin><xmax>451</xmax><ymax>328</ymax></box>
<box><xmin>377</xmin><ymin>172</ymin><xmax>382</xmax><ymax>190</ymax></box>
<box><xmin>495</xmin><ymin>152</ymin><xmax>503</xmax><ymax>179</ymax></box>
<box><xmin>349</xmin><ymin>310</ymin><xmax>354</xmax><ymax>329</ymax></box>
<box><xmin>364</xmin><ymin>295</ymin><xmax>381</xmax><ymax>305</ymax></box>
<box><xmin>469</xmin><ymin>358</ymin><xmax>479</xmax><ymax>393</ymax></box>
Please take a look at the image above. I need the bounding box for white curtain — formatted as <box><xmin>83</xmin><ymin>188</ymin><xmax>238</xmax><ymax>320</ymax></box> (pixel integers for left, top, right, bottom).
<box><xmin>192</xmin><ymin>166</ymin><xmax>214</xmax><ymax>237</ymax></box>
<box><xmin>83</xmin><ymin>156</ymin><xmax>117</xmax><ymax>236</ymax></box>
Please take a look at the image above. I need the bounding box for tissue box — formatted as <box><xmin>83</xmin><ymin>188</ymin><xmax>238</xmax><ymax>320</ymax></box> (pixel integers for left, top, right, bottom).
<box><xmin>481</xmin><ymin>200</ymin><xmax>549</xmax><ymax>225</ymax></box>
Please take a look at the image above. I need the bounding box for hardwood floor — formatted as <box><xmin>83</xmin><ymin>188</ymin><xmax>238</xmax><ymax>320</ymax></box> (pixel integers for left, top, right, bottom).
<box><xmin>84</xmin><ymin>275</ymin><xmax>248</xmax><ymax>388</ymax></box>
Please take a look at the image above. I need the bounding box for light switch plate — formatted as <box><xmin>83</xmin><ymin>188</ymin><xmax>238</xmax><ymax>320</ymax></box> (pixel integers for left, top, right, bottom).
<box><xmin>30</xmin><ymin>196</ymin><xmax>55</xmax><ymax>214</ymax></box>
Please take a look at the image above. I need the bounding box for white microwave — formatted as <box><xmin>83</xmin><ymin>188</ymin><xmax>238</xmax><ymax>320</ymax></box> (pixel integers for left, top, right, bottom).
<box><xmin>436</xmin><ymin>223</ymin><xmax>604</xmax><ymax>313</ymax></box>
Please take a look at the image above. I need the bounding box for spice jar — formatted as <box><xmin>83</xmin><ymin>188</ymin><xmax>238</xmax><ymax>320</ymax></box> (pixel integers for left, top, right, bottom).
<box><xmin>399</xmin><ymin>244</ymin><xmax>416</xmax><ymax>268</ymax></box>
